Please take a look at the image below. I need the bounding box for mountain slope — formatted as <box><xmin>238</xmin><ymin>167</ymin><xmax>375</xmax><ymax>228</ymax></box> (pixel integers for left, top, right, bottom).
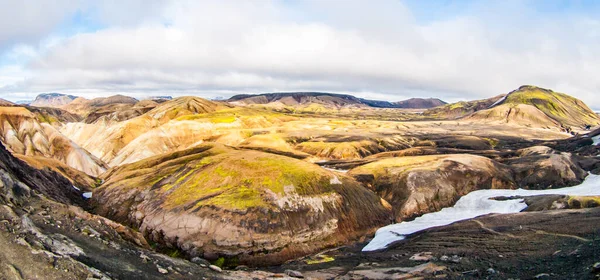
<box><xmin>462</xmin><ymin>86</ymin><xmax>600</xmax><ymax>131</ymax></box>
<box><xmin>60</xmin><ymin>97</ymin><xmax>236</xmax><ymax>164</ymax></box>
<box><xmin>465</xmin><ymin>103</ymin><xmax>563</xmax><ymax>129</ymax></box>
<box><xmin>146</xmin><ymin>96</ymin><xmax>232</xmax><ymax>121</ymax></box>
<box><xmin>0</xmin><ymin>141</ymin><xmax>86</xmax><ymax>205</ymax></box>
<box><xmin>0</xmin><ymin>106</ymin><xmax>107</xmax><ymax>176</ymax></box>
<box><xmin>498</xmin><ymin>85</ymin><xmax>600</xmax><ymax>128</ymax></box>
<box><xmin>61</xmin><ymin>95</ymin><xmax>147</xmax><ymax>123</ymax></box>
<box><xmin>0</xmin><ymin>99</ymin><xmax>14</xmax><ymax>106</ymax></box>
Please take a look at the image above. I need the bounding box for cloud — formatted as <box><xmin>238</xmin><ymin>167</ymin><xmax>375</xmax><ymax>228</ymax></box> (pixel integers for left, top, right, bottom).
<box><xmin>1</xmin><ymin>0</ymin><xmax>600</xmax><ymax>108</ymax></box>
<box><xmin>0</xmin><ymin>0</ymin><xmax>79</xmax><ymax>49</ymax></box>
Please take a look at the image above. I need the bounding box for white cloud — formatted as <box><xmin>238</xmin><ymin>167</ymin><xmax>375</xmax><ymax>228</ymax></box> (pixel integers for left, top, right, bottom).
<box><xmin>1</xmin><ymin>0</ymin><xmax>600</xmax><ymax>108</ymax></box>
<box><xmin>0</xmin><ymin>0</ymin><xmax>78</xmax><ymax>48</ymax></box>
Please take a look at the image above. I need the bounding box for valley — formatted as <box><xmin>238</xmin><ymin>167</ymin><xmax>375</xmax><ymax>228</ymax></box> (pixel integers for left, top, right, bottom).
<box><xmin>1</xmin><ymin>85</ymin><xmax>600</xmax><ymax>279</ymax></box>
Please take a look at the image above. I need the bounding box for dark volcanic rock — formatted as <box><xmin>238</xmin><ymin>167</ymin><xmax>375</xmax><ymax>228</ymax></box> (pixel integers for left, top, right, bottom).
<box><xmin>279</xmin><ymin>208</ymin><xmax>600</xmax><ymax>279</ymax></box>
<box><xmin>500</xmin><ymin>148</ymin><xmax>587</xmax><ymax>189</ymax></box>
<box><xmin>0</xmin><ymin>142</ymin><xmax>85</xmax><ymax>206</ymax></box>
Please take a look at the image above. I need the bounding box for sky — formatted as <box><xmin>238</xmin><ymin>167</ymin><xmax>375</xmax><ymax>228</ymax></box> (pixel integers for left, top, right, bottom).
<box><xmin>1</xmin><ymin>0</ymin><xmax>600</xmax><ymax>109</ymax></box>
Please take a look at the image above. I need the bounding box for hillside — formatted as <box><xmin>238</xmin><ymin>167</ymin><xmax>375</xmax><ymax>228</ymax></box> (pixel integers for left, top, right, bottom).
<box><xmin>30</xmin><ymin>93</ymin><xmax>78</xmax><ymax>107</ymax></box>
<box><xmin>463</xmin><ymin>86</ymin><xmax>600</xmax><ymax>131</ymax></box>
<box><xmin>0</xmin><ymin>106</ymin><xmax>107</xmax><ymax>176</ymax></box>
<box><xmin>94</xmin><ymin>143</ymin><xmax>391</xmax><ymax>265</ymax></box>
<box><xmin>394</xmin><ymin>98</ymin><xmax>447</xmax><ymax>109</ymax></box>
<box><xmin>0</xmin><ymin>98</ymin><xmax>15</xmax><ymax>106</ymax></box>
<box><xmin>499</xmin><ymin>85</ymin><xmax>600</xmax><ymax>129</ymax></box>
<box><xmin>424</xmin><ymin>85</ymin><xmax>600</xmax><ymax>132</ymax></box>
<box><xmin>62</xmin><ymin>95</ymin><xmax>143</xmax><ymax>122</ymax></box>
<box><xmin>423</xmin><ymin>95</ymin><xmax>506</xmax><ymax>119</ymax></box>
<box><xmin>60</xmin><ymin>96</ymin><xmax>240</xmax><ymax>165</ymax></box>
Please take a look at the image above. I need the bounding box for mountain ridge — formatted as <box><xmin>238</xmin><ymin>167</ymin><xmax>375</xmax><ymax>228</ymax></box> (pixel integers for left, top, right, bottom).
<box><xmin>229</xmin><ymin>92</ymin><xmax>446</xmax><ymax>109</ymax></box>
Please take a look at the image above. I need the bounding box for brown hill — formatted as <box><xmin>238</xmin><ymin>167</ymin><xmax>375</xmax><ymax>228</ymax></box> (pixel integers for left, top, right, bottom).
<box><xmin>393</xmin><ymin>98</ymin><xmax>447</xmax><ymax>109</ymax></box>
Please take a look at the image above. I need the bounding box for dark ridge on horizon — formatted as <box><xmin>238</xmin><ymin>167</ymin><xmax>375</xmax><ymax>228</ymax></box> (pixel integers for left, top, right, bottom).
<box><xmin>228</xmin><ymin>91</ymin><xmax>447</xmax><ymax>109</ymax></box>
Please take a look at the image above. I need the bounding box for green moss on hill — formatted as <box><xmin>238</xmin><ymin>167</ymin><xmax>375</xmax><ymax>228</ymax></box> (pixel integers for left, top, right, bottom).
<box><xmin>504</xmin><ymin>85</ymin><xmax>600</xmax><ymax>128</ymax></box>
<box><xmin>99</xmin><ymin>143</ymin><xmax>339</xmax><ymax>211</ymax></box>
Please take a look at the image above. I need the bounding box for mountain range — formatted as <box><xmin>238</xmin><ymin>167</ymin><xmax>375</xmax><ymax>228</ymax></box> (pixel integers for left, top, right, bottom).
<box><xmin>1</xmin><ymin>85</ymin><xmax>600</xmax><ymax>278</ymax></box>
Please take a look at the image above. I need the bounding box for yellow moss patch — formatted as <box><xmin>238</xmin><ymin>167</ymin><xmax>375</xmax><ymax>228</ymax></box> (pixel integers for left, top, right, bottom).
<box><xmin>567</xmin><ymin>196</ymin><xmax>600</xmax><ymax>208</ymax></box>
<box><xmin>305</xmin><ymin>255</ymin><xmax>335</xmax><ymax>265</ymax></box>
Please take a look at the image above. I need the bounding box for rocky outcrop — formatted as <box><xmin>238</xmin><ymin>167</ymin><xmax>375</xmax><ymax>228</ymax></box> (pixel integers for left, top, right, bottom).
<box><xmin>349</xmin><ymin>154</ymin><xmax>516</xmax><ymax>221</ymax></box>
<box><xmin>500</xmin><ymin>147</ymin><xmax>587</xmax><ymax>189</ymax></box>
<box><xmin>93</xmin><ymin>144</ymin><xmax>391</xmax><ymax>266</ymax></box>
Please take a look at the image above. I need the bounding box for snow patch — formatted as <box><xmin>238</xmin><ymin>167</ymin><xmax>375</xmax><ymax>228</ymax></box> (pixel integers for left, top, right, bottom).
<box><xmin>83</xmin><ymin>192</ymin><xmax>92</xmax><ymax>199</ymax></box>
<box><xmin>321</xmin><ymin>167</ymin><xmax>349</xmax><ymax>173</ymax></box>
<box><xmin>488</xmin><ymin>95</ymin><xmax>508</xmax><ymax>108</ymax></box>
<box><xmin>72</xmin><ymin>185</ymin><xmax>80</xmax><ymax>191</ymax></box>
<box><xmin>330</xmin><ymin>176</ymin><xmax>342</xmax><ymax>185</ymax></box>
<box><xmin>593</xmin><ymin>135</ymin><xmax>600</xmax><ymax>146</ymax></box>
<box><xmin>363</xmin><ymin>173</ymin><xmax>600</xmax><ymax>251</ymax></box>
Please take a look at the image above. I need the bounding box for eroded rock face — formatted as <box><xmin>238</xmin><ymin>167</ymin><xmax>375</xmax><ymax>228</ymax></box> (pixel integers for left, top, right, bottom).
<box><xmin>349</xmin><ymin>154</ymin><xmax>516</xmax><ymax>222</ymax></box>
<box><xmin>0</xmin><ymin>141</ymin><xmax>84</xmax><ymax>206</ymax></box>
<box><xmin>92</xmin><ymin>143</ymin><xmax>391</xmax><ymax>266</ymax></box>
<box><xmin>0</xmin><ymin>106</ymin><xmax>107</xmax><ymax>176</ymax></box>
<box><xmin>501</xmin><ymin>147</ymin><xmax>587</xmax><ymax>189</ymax></box>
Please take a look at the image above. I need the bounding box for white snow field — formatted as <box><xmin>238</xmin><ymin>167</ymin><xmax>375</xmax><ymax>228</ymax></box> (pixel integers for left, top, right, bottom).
<box><xmin>363</xmin><ymin>173</ymin><xmax>600</xmax><ymax>251</ymax></box>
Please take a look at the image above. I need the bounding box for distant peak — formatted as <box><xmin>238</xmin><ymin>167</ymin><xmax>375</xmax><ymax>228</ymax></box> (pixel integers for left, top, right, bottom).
<box><xmin>35</xmin><ymin>92</ymin><xmax>78</xmax><ymax>99</ymax></box>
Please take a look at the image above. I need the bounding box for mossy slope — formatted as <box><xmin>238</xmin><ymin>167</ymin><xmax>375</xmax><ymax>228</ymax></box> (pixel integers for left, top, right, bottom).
<box><xmin>93</xmin><ymin>143</ymin><xmax>391</xmax><ymax>265</ymax></box>
<box><xmin>501</xmin><ymin>85</ymin><xmax>600</xmax><ymax>128</ymax></box>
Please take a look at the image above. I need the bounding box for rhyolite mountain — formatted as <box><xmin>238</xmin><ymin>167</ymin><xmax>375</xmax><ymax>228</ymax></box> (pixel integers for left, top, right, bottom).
<box><xmin>0</xmin><ymin>106</ymin><xmax>107</xmax><ymax>176</ymax></box>
<box><xmin>466</xmin><ymin>86</ymin><xmax>600</xmax><ymax>130</ymax></box>
<box><xmin>229</xmin><ymin>92</ymin><xmax>446</xmax><ymax>109</ymax></box>
<box><xmin>425</xmin><ymin>85</ymin><xmax>600</xmax><ymax>131</ymax></box>
<box><xmin>30</xmin><ymin>93</ymin><xmax>79</xmax><ymax>108</ymax></box>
